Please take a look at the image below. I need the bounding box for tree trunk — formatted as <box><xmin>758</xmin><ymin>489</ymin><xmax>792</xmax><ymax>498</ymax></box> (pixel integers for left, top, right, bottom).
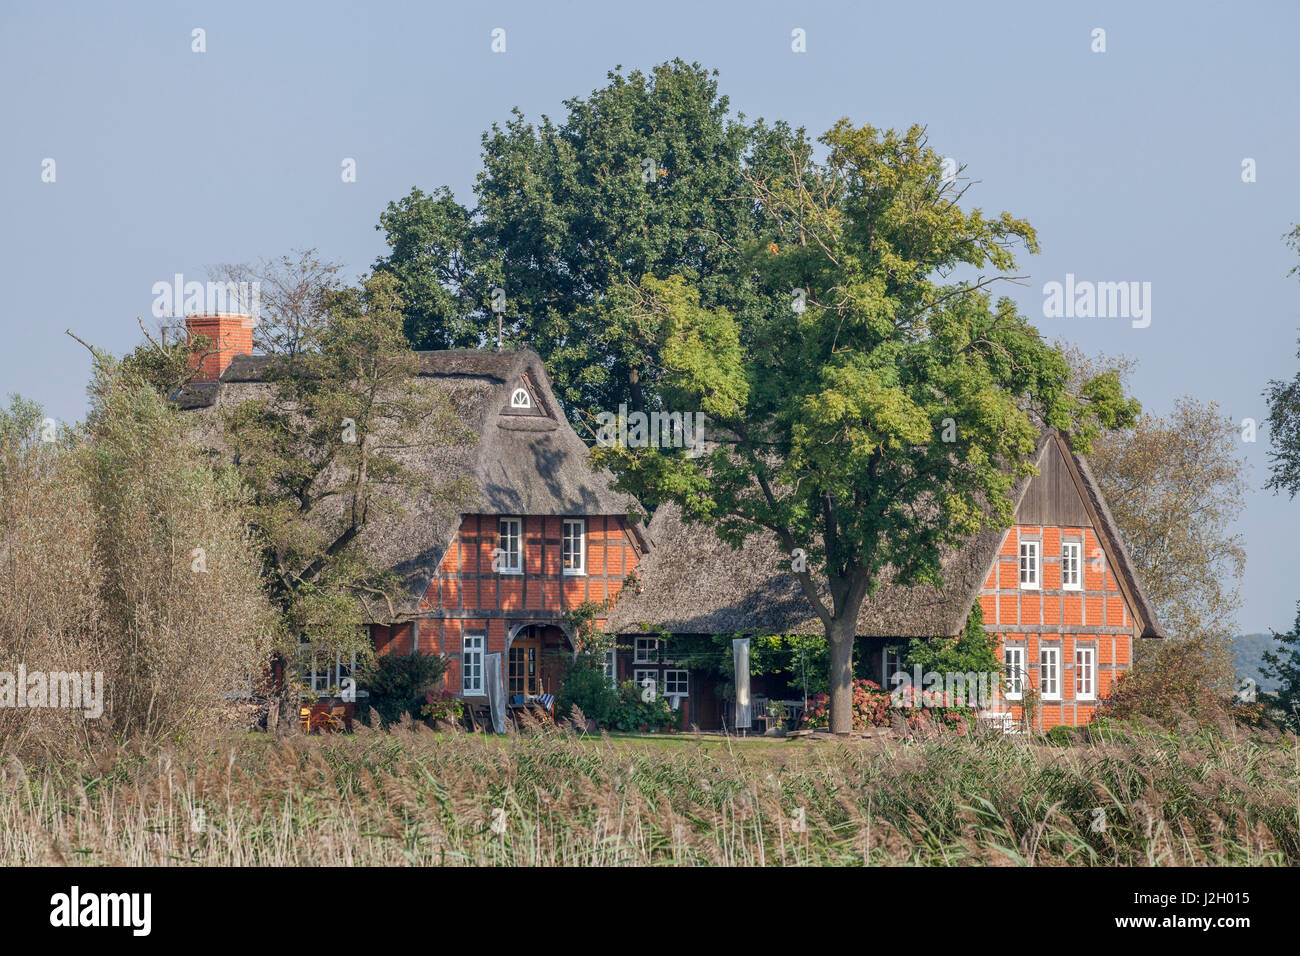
<box><xmin>827</xmin><ymin>618</ymin><xmax>856</xmax><ymax>735</ymax></box>
<box><xmin>271</xmin><ymin>653</ymin><xmax>299</xmax><ymax>737</ymax></box>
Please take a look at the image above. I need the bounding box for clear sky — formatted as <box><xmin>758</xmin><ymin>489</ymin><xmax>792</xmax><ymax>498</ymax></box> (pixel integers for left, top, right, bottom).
<box><xmin>2</xmin><ymin>1</ymin><xmax>1297</xmax><ymax>633</ymax></box>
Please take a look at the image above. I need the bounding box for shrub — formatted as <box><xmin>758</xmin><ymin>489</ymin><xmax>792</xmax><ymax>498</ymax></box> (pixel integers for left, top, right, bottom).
<box><xmin>803</xmin><ymin>679</ymin><xmax>978</xmax><ymax>734</ymax></box>
<box><xmin>556</xmin><ymin>653</ymin><xmax>618</xmax><ymax>728</ymax></box>
<box><xmin>0</xmin><ymin>370</ymin><xmax>273</xmax><ymax>757</ymax></box>
<box><xmin>1046</xmin><ymin>725</ymin><xmax>1077</xmax><ymax>747</ymax></box>
<box><xmin>803</xmin><ymin>680</ymin><xmax>891</xmax><ymax>730</ymax></box>
<box><xmin>420</xmin><ymin>689</ymin><xmax>464</xmax><ymax>725</ymax></box>
<box><xmin>609</xmin><ymin>680</ymin><xmax>677</xmax><ymax>732</ymax></box>
<box><xmin>363</xmin><ymin>653</ymin><xmax>448</xmax><ymax>727</ymax></box>
<box><xmin>1101</xmin><ymin>637</ymin><xmax>1235</xmax><ymax>729</ymax></box>
<box><xmin>904</xmin><ymin>602</ymin><xmax>1001</xmax><ymax>678</ymax></box>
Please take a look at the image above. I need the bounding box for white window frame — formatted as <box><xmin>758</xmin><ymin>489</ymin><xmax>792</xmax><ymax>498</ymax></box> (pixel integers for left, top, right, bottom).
<box><xmin>1019</xmin><ymin>540</ymin><xmax>1040</xmax><ymax>590</ymax></box>
<box><xmin>510</xmin><ymin>387</ymin><xmax>532</xmax><ymax>409</ymax></box>
<box><xmin>882</xmin><ymin>645</ymin><xmax>905</xmax><ymax>687</ymax></box>
<box><xmin>1040</xmin><ymin>646</ymin><xmax>1061</xmax><ymax>701</ymax></box>
<box><xmin>634</xmin><ymin>637</ymin><xmax>660</xmax><ymax>664</ymax></box>
<box><xmin>1003</xmin><ymin>646</ymin><xmax>1025</xmax><ymax>700</ymax></box>
<box><xmin>663</xmin><ymin>669</ymin><xmax>689</xmax><ymax>697</ymax></box>
<box><xmin>462</xmin><ymin>633</ymin><xmax>486</xmax><ymax>696</ymax></box>
<box><xmin>1076</xmin><ymin>646</ymin><xmax>1096</xmax><ymax>701</ymax></box>
<box><xmin>1061</xmin><ymin>541</ymin><xmax>1082</xmax><ymax>591</ymax></box>
<box><xmin>299</xmin><ymin>646</ymin><xmax>357</xmax><ymax>695</ymax></box>
<box><xmin>633</xmin><ymin>669</ymin><xmax>658</xmax><ymax>697</ymax></box>
<box><xmin>562</xmin><ymin>518</ymin><xmax>586</xmax><ymax>575</ymax></box>
<box><xmin>497</xmin><ymin>517</ymin><xmax>522</xmax><ymax>574</ymax></box>
<box><xmin>603</xmin><ymin>648</ymin><xmax>617</xmax><ymax>689</ymax></box>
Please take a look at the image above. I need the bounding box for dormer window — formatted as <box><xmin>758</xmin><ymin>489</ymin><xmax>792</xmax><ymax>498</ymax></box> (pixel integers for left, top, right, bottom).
<box><xmin>510</xmin><ymin>387</ymin><xmax>532</xmax><ymax>409</ymax></box>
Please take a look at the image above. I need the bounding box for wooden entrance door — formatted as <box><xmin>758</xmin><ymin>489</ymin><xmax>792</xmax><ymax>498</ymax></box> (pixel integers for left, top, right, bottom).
<box><xmin>508</xmin><ymin>632</ymin><xmax>542</xmax><ymax>696</ymax></box>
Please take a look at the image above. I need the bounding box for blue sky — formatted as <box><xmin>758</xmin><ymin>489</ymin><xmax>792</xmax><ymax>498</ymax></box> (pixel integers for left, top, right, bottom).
<box><xmin>2</xmin><ymin>1</ymin><xmax>1297</xmax><ymax>632</ymax></box>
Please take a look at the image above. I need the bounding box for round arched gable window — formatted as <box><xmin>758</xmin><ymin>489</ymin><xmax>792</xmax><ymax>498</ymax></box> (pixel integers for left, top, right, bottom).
<box><xmin>510</xmin><ymin>387</ymin><xmax>532</xmax><ymax>409</ymax></box>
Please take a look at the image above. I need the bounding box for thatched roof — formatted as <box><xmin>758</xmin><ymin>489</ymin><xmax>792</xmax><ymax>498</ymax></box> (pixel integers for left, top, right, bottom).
<box><xmin>179</xmin><ymin>349</ymin><xmax>640</xmax><ymax>622</ymax></box>
<box><xmin>604</xmin><ymin>432</ymin><xmax>1163</xmax><ymax>640</ymax></box>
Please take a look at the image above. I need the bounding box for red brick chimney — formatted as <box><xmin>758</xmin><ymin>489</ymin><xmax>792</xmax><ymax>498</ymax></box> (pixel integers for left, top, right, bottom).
<box><xmin>186</xmin><ymin>312</ymin><xmax>255</xmax><ymax>383</ymax></box>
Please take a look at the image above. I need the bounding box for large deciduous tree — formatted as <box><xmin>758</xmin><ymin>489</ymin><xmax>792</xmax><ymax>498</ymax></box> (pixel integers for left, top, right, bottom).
<box><xmin>375</xmin><ymin>59</ymin><xmax>805</xmax><ymax>422</ymax></box>
<box><xmin>1087</xmin><ymin>394</ymin><xmax>1246</xmax><ymax>678</ymax></box>
<box><xmin>596</xmin><ymin>122</ymin><xmax>1137</xmax><ymax>734</ymax></box>
<box><xmin>223</xmin><ymin>272</ymin><xmax>474</xmax><ymax>730</ymax></box>
<box><xmin>1061</xmin><ymin>346</ymin><xmax>1247</xmax><ymax>683</ymax></box>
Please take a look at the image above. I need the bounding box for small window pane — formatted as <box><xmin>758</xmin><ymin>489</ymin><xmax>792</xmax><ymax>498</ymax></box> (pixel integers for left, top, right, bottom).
<box><xmin>563</xmin><ymin>519</ymin><xmax>585</xmax><ymax>574</ymax></box>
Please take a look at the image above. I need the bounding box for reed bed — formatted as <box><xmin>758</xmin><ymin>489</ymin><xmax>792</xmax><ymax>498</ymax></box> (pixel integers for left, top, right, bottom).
<box><xmin>2</xmin><ymin>721</ymin><xmax>1297</xmax><ymax>866</ymax></box>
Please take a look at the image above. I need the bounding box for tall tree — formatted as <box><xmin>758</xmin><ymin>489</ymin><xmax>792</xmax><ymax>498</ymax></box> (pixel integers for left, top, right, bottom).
<box><xmin>375</xmin><ymin>60</ymin><xmax>805</xmax><ymax>423</ymax></box>
<box><xmin>1087</xmin><ymin>395</ymin><xmax>1246</xmax><ymax>678</ymax></box>
<box><xmin>1</xmin><ymin>353</ymin><xmax>273</xmax><ymax>754</ymax></box>
<box><xmin>223</xmin><ymin>272</ymin><xmax>475</xmax><ymax>730</ymax></box>
<box><xmin>1264</xmin><ymin>224</ymin><xmax>1300</xmax><ymax>497</ymax></box>
<box><xmin>1062</xmin><ymin>346</ymin><xmax>1248</xmax><ymax>679</ymax></box>
<box><xmin>596</xmin><ymin>122</ymin><xmax>1137</xmax><ymax>733</ymax></box>
<box><xmin>1261</xmin><ymin>602</ymin><xmax>1300</xmax><ymax>728</ymax></box>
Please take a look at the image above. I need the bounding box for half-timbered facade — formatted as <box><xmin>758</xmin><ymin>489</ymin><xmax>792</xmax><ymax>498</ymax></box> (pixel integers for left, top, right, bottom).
<box><xmin>605</xmin><ymin>432</ymin><xmax>1162</xmax><ymax>731</ymax></box>
<box><xmin>178</xmin><ymin>312</ymin><xmax>647</xmax><ymax>724</ymax></box>
<box><xmin>180</xmin><ymin>312</ymin><xmax>1159</xmax><ymax>732</ymax></box>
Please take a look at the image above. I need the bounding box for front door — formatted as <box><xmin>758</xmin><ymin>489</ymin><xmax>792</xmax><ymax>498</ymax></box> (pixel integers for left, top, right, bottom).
<box><xmin>508</xmin><ymin>633</ymin><xmax>542</xmax><ymax>696</ymax></box>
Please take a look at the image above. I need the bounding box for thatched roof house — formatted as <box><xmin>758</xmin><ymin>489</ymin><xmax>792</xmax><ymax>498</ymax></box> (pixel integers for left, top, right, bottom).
<box><xmin>177</xmin><ymin>327</ymin><xmax>641</xmax><ymax>623</ymax></box>
<box><xmin>604</xmin><ymin>431</ymin><xmax>1162</xmax><ymax>642</ymax></box>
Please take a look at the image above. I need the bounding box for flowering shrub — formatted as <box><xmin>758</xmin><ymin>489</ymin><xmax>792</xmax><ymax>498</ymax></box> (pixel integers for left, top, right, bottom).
<box><xmin>802</xmin><ymin>680</ymin><xmax>891</xmax><ymax>730</ymax></box>
<box><xmin>802</xmin><ymin>679</ymin><xmax>974</xmax><ymax>733</ymax></box>
<box><xmin>421</xmin><ymin>689</ymin><xmax>465</xmax><ymax>725</ymax></box>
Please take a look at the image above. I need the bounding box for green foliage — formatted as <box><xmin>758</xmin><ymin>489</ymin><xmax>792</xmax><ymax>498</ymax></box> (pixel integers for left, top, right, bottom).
<box><xmin>595</xmin><ymin>120</ymin><xmax>1139</xmax><ymax>733</ymax></box>
<box><xmin>363</xmin><ymin>653</ymin><xmax>449</xmax><ymax>727</ymax></box>
<box><xmin>1261</xmin><ymin>601</ymin><xmax>1300</xmax><ymax>729</ymax></box>
<box><xmin>376</xmin><ymin>60</ymin><xmax>805</xmax><ymax>420</ymax></box>
<box><xmin>1263</xmin><ymin>224</ymin><xmax>1300</xmax><ymax>498</ymax></box>
<box><xmin>663</xmin><ymin>633</ymin><xmax>834</xmax><ymax>698</ymax></box>
<box><xmin>903</xmin><ymin>603</ymin><xmax>1000</xmax><ymax>679</ymax></box>
<box><xmin>118</xmin><ymin>325</ymin><xmax>209</xmax><ymax>399</ymax></box>
<box><xmin>556</xmin><ymin>653</ymin><xmax>618</xmax><ymax>728</ymax></box>
<box><xmin>564</xmin><ymin>600</ymin><xmax>613</xmax><ymax>655</ymax></box>
<box><xmin>558</xmin><ymin>655</ymin><xmax>676</xmax><ymax>733</ymax></box>
<box><xmin>223</xmin><ymin>271</ymin><xmax>476</xmax><ymax>676</ymax></box>
<box><xmin>1102</xmin><ymin>637</ymin><xmax>1237</xmax><ymax>729</ymax></box>
<box><xmin>1046</xmin><ymin>725</ymin><xmax>1078</xmax><ymax>747</ymax></box>
<box><xmin>375</xmin><ymin>187</ymin><xmax>483</xmax><ymax>350</ymax></box>
<box><xmin>607</xmin><ymin>680</ymin><xmax>676</xmax><ymax>732</ymax></box>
